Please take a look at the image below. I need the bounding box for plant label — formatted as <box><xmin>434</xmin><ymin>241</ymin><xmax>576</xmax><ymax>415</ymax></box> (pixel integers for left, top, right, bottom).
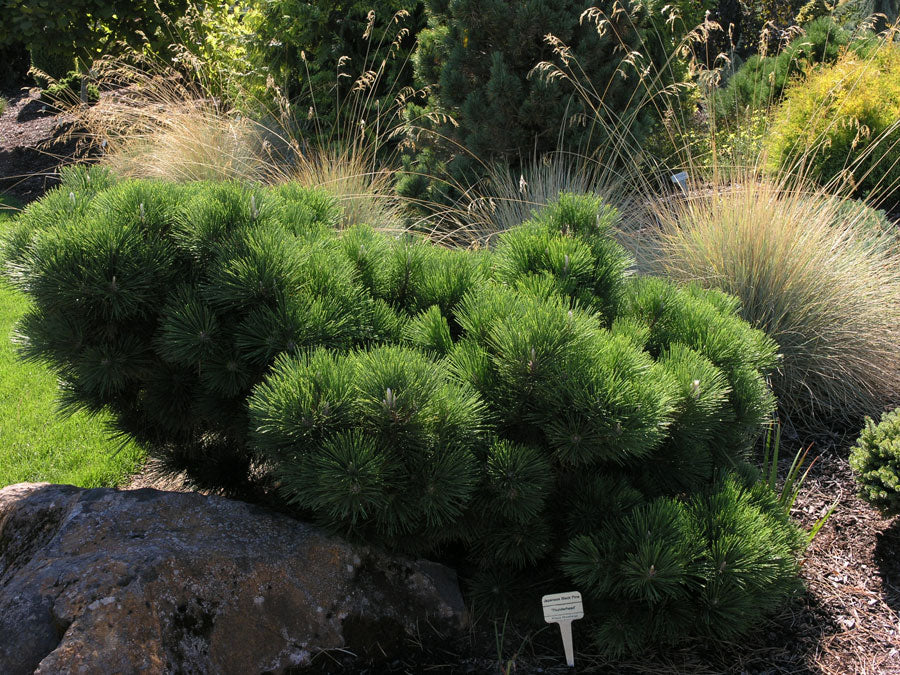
<box><xmin>542</xmin><ymin>591</ymin><xmax>583</xmax><ymax>667</ymax></box>
<box><xmin>671</xmin><ymin>171</ymin><xmax>689</xmax><ymax>193</ymax></box>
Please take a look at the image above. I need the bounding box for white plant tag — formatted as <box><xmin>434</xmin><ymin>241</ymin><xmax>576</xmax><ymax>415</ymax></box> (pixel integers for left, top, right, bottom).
<box><xmin>671</xmin><ymin>170</ymin><xmax>689</xmax><ymax>193</ymax></box>
<box><xmin>542</xmin><ymin>591</ymin><xmax>584</xmax><ymax>667</ymax></box>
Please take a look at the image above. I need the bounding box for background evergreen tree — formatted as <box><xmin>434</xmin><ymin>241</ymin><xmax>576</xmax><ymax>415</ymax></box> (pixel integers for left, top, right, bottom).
<box><xmin>400</xmin><ymin>0</ymin><xmax>711</xmax><ymax>200</ymax></box>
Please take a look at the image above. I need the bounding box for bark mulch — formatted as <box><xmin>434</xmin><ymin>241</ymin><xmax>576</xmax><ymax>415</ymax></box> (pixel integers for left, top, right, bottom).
<box><xmin>0</xmin><ymin>87</ymin><xmax>92</xmax><ymax>204</ymax></box>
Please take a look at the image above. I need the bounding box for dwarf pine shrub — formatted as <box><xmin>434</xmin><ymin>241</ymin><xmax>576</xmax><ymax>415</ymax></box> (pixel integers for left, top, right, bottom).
<box><xmin>850</xmin><ymin>408</ymin><xmax>900</xmax><ymax>516</ymax></box>
<box><xmin>5</xmin><ymin>183</ymin><xmax>804</xmax><ymax>656</ymax></box>
<box><xmin>562</xmin><ymin>474</ymin><xmax>806</xmax><ymax>655</ymax></box>
<box><xmin>250</xmin><ymin>345</ymin><xmax>484</xmax><ymax>550</ymax></box>
<box><xmin>4</xmin><ymin>169</ymin><xmax>382</xmax><ymax>488</ymax></box>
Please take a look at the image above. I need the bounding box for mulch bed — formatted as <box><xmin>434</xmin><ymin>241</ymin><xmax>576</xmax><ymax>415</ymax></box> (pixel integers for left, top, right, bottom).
<box><xmin>782</xmin><ymin>443</ymin><xmax>900</xmax><ymax>675</ymax></box>
<box><xmin>0</xmin><ymin>87</ymin><xmax>93</xmax><ymax>203</ymax></box>
<box><xmin>2</xmin><ymin>98</ymin><xmax>899</xmax><ymax>674</ymax></box>
<box><xmin>636</xmin><ymin>439</ymin><xmax>900</xmax><ymax>675</ymax></box>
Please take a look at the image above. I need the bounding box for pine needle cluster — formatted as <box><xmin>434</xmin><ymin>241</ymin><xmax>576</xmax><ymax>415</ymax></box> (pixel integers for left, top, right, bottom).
<box><xmin>4</xmin><ymin>178</ymin><xmax>804</xmax><ymax>655</ymax></box>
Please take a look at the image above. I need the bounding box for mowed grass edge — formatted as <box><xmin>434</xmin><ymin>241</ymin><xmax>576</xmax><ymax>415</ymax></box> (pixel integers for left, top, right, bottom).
<box><xmin>0</xmin><ymin>206</ymin><xmax>144</xmax><ymax>488</ymax></box>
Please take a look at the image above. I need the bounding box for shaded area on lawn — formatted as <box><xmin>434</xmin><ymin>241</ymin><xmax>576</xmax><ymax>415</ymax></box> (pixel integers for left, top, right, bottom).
<box><xmin>0</xmin><ymin>218</ymin><xmax>143</xmax><ymax>488</ymax></box>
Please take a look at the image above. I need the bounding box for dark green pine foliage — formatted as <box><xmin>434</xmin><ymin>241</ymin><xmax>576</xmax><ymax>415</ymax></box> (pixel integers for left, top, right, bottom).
<box><xmin>5</xmin><ymin>172</ymin><xmax>418</xmax><ymax>489</ymax></box>
<box><xmin>562</xmin><ymin>474</ymin><xmax>806</xmax><ymax>656</ymax></box>
<box><xmin>850</xmin><ymin>408</ymin><xmax>900</xmax><ymax>516</ymax></box>
<box><xmin>249</xmin><ymin>345</ymin><xmax>485</xmax><ymax>551</ymax></box>
<box><xmin>8</xmin><ymin>183</ymin><xmax>804</xmax><ymax>656</ymax></box>
<box><xmin>492</xmin><ymin>193</ymin><xmax>631</xmax><ymax>320</ymax></box>
<box><xmin>248</xmin><ymin>193</ymin><xmax>797</xmax><ymax>653</ymax></box>
<box><xmin>622</xmin><ymin>277</ymin><xmax>778</xmax><ymax>453</ymax></box>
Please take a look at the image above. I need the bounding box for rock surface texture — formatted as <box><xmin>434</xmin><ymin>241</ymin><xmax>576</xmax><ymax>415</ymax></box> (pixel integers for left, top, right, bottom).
<box><xmin>0</xmin><ymin>482</ymin><xmax>466</xmax><ymax>674</ymax></box>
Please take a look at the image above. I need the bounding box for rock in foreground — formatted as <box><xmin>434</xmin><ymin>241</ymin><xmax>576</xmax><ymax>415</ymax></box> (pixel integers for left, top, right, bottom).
<box><xmin>0</xmin><ymin>482</ymin><xmax>466</xmax><ymax>674</ymax></box>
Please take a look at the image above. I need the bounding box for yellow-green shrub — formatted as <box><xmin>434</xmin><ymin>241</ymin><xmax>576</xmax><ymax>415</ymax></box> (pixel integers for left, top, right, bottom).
<box><xmin>766</xmin><ymin>45</ymin><xmax>900</xmax><ymax>203</ymax></box>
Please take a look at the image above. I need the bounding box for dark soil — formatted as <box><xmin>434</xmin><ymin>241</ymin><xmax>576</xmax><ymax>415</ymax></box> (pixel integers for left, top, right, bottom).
<box><xmin>0</xmin><ymin>87</ymin><xmax>94</xmax><ymax>204</ymax></box>
<box><xmin>2</xmin><ymin>95</ymin><xmax>899</xmax><ymax>674</ymax></box>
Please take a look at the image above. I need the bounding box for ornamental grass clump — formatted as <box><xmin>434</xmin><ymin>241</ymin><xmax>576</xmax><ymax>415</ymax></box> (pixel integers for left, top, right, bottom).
<box><xmin>66</xmin><ymin>50</ymin><xmax>408</xmax><ymax>232</ymax></box>
<box><xmin>648</xmin><ymin>175</ymin><xmax>900</xmax><ymax>430</ymax></box>
<box><xmin>5</xmin><ymin>183</ymin><xmax>805</xmax><ymax>657</ymax></box>
<box><xmin>850</xmin><ymin>408</ymin><xmax>900</xmax><ymax>516</ymax></box>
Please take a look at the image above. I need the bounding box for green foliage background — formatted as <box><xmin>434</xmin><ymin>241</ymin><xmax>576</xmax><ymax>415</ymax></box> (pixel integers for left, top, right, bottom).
<box><xmin>766</xmin><ymin>43</ymin><xmax>900</xmax><ymax>202</ymax></box>
<box><xmin>399</xmin><ymin>0</ymin><xmax>711</xmax><ymax>201</ymax></box>
<box><xmin>0</xmin><ymin>0</ymin><xmax>188</xmax><ymax>78</ymax></box>
<box><xmin>250</xmin><ymin>0</ymin><xmax>425</xmax><ymax>133</ymax></box>
<box><xmin>714</xmin><ymin>16</ymin><xmax>865</xmax><ymax>116</ymax></box>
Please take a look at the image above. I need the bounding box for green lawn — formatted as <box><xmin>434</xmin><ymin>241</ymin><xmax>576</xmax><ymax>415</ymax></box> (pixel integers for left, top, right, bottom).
<box><xmin>0</xmin><ymin>203</ymin><xmax>144</xmax><ymax>487</ymax></box>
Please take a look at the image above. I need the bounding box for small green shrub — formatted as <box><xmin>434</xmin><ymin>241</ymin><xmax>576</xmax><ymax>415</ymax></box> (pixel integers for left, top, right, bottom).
<box><xmin>251</xmin><ymin>345</ymin><xmax>484</xmax><ymax>550</ymax></box>
<box><xmin>166</xmin><ymin>2</ymin><xmax>267</xmax><ymax>108</ymax></box>
<box><xmin>252</xmin><ymin>194</ymin><xmax>799</xmax><ymax>654</ymax></box>
<box><xmin>850</xmin><ymin>408</ymin><xmax>900</xmax><ymax>515</ymax></box>
<box><xmin>766</xmin><ymin>44</ymin><xmax>900</xmax><ymax>203</ymax></box>
<box><xmin>4</xmin><ymin>169</ymin><xmax>371</xmax><ymax>488</ymax></box>
<box><xmin>39</xmin><ymin>72</ymin><xmax>100</xmax><ymax>106</ymax></box>
<box><xmin>7</xmin><ymin>184</ymin><xmax>804</xmax><ymax>657</ymax></box>
<box><xmin>562</xmin><ymin>475</ymin><xmax>805</xmax><ymax>655</ymax></box>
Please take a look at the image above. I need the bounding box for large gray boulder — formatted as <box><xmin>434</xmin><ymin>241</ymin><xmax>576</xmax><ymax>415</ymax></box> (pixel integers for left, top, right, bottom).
<box><xmin>0</xmin><ymin>482</ymin><xmax>466</xmax><ymax>674</ymax></box>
